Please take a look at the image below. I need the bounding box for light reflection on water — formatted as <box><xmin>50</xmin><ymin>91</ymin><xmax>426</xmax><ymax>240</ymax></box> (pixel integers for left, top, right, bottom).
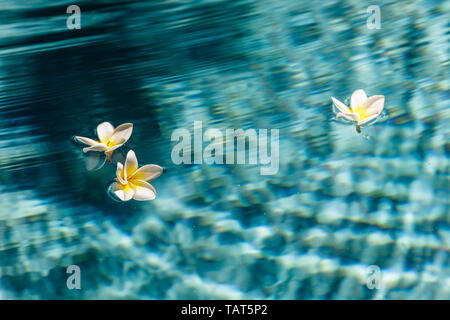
<box><xmin>0</xmin><ymin>0</ymin><xmax>449</xmax><ymax>299</ymax></box>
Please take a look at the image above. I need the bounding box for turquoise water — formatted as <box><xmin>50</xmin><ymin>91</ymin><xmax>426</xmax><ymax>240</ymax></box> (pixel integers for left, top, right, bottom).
<box><xmin>0</xmin><ymin>0</ymin><xmax>449</xmax><ymax>299</ymax></box>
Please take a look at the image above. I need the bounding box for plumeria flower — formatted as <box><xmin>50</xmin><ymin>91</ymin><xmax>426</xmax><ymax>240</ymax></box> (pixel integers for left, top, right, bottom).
<box><xmin>331</xmin><ymin>89</ymin><xmax>385</xmax><ymax>133</ymax></box>
<box><xmin>112</xmin><ymin>150</ymin><xmax>163</xmax><ymax>201</ymax></box>
<box><xmin>75</xmin><ymin>122</ymin><xmax>133</xmax><ymax>162</ymax></box>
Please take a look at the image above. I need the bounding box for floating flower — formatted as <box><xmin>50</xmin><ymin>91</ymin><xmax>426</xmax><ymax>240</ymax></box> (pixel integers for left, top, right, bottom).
<box><xmin>75</xmin><ymin>122</ymin><xmax>133</xmax><ymax>162</ymax></box>
<box><xmin>332</xmin><ymin>89</ymin><xmax>385</xmax><ymax>133</ymax></box>
<box><xmin>112</xmin><ymin>150</ymin><xmax>163</xmax><ymax>201</ymax></box>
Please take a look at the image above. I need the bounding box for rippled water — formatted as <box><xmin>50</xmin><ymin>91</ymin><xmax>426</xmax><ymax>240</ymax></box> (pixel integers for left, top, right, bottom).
<box><xmin>0</xmin><ymin>0</ymin><xmax>449</xmax><ymax>299</ymax></box>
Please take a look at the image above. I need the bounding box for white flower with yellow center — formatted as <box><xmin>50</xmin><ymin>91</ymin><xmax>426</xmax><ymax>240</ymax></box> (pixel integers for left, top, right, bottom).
<box><xmin>112</xmin><ymin>150</ymin><xmax>163</xmax><ymax>201</ymax></box>
<box><xmin>75</xmin><ymin>122</ymin><xmax>133</xmax><ymax>162</ymax></box>
<box><xmin>332</xmin><ymin>89</ymin><xmax>385</xmax><ymax>132</ymax></box>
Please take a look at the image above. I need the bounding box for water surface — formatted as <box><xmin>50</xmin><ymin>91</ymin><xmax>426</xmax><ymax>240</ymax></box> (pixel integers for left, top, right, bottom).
<box><xmin>0</xmin><ymin>0</ymin><xmax>448</xmax><ymax>299</ymax></box>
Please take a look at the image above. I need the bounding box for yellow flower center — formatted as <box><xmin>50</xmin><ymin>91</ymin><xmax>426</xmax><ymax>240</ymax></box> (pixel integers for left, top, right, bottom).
<box><xmin>97</xmin><ymin>138</ymin><xmax>117</xmax><ymax>148</ymax></box>
<box><xmin>118</xmin><ymin>181</ymin><xmax>133</xmax><ymax>191</ymax></box>
<box><xmin>352</xmin><ymin>106</ymin><xmax>368</xmax><ymax>120</ymax></box>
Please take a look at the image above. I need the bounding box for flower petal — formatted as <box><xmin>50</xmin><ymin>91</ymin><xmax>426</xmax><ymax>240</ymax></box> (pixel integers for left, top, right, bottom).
<box><xmin>336</xmin><ymin>112</ymin><xmax>360</xmax><ymax>122</ymax></box>
<box><xmin>112</xmin><ymin>182</ymin><xmax>135</xmax><ymax>201</ymax></box>
<box><xmin>75</xmin><ymin>136</ymin><xmax>98</xmax><ymax>146</ymax></box>
<box><xmin>129</xmin><ymin>164</ymin><xmax>163</xmax><ymax>182</ymax></box>
<box><xmin>357</xmin><ymin>113</ymin><xmax>380</xmax><ymax>126</ymax></box>
<box><xmin>109</xmin><ymin>123</ymin><xmax>133</xmax><ymax>146</ymax></box>
<box><xmin>130</xmin><ymin>180</ymin><xmax>156</xmax><ymax>201</ymax></box>
<box><xmin>350</xmin><ymin>89</ymin><xmax>367</xmax><ymax>110</ymax></box>
<box><xmin>83</xmin><ymin>143</ymin><xmax>108</xmax><ymax>153</ymax></box>
<box><xmin>97</xmin><ymin>122</ymin><xmax>114</xmax><ymax>144</ymax></box>
<box><xmin>124</xmin><ymin>150</ymin><xmax>138</xmax><ymax>180</ymax></box>
<box><xmin>363</xmin><ymin>95</ymin><xmax>385</xmax><ymax>116</ymax></box>
<box><xmin>331</xmin><ymin>97</ymin><xmax>351</xmax><ymax>114</ymax></box>
<box><xmin>106</xmin><ymin>142</ymin><xmax>125</xmax><ymax>153</ymax></box>
<box><xmin>116</xmin><ymin>162</ymin><xmax>126</xmax><ymax>185</ymax></box>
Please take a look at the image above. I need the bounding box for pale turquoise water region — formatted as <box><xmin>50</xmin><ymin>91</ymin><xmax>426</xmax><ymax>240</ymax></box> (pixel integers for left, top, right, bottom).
<box><xmin>0</xmin><ymin>0</ymin><xmax>448</xmax><ymax>299</ymax></box>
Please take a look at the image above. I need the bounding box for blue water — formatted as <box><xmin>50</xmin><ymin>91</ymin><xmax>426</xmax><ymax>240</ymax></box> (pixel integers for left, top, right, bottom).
<box><xmin>0</xmin><ymin>0</ymin><xmax>448</xmax><ymax>299</ymax></box>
